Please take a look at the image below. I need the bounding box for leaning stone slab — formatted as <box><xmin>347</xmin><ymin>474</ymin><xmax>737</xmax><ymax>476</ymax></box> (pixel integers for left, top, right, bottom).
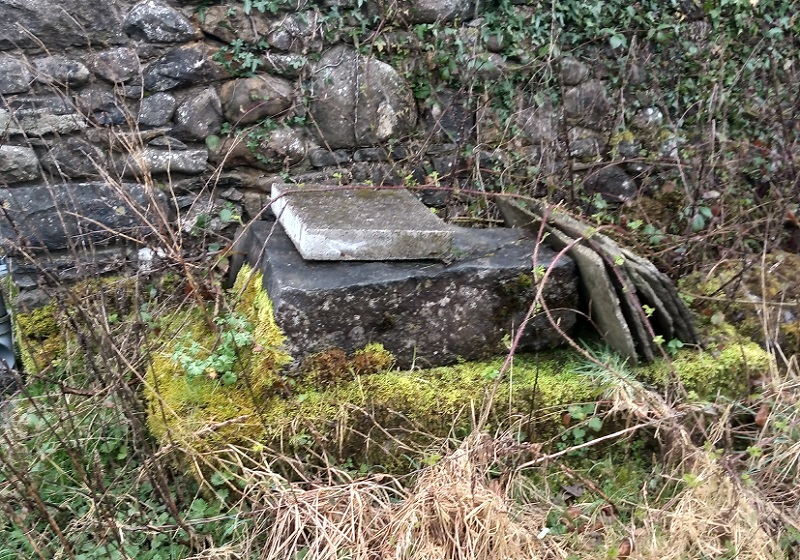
<box><xmin>0</xmin><ymin>182</ymin><xmax>170</xmax><ymax>252</ymax></box>
<box><xmin>496</xmin><ymin>197</ymin><xmax>638</xmax><ymax>361</ymax></box>
<box><xmin>236</xmin><ymin>220</ymin><xmax>578</xmax><ymax>368</ymax></box>
<box><xmin>271</xmin><ymin>185</ymin><xmax>453</xmax><ymax>261</ymax></box>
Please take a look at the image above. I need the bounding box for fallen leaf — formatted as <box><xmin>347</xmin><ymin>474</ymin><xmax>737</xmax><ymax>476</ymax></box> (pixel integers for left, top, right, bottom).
<box><xmin>755</xmin><ymin>403</ymin><xmax>770</xmax><ymax>427</ymax></box>
<box><xmin>618</xmin><ymin>536</ymin><xmax>633</xmax><ymax>558</ymax></box>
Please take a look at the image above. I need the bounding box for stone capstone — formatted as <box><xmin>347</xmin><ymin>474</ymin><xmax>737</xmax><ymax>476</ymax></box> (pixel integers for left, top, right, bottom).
<box><xmin>0</xmin><ymin>146</ymin><xmax>40</xmax><ymax>185</ymax></box>
<box><xmin>124</xmin><ymin>0</ymin><xmax>198</xmax><ymax>43</ymax></box>
<box><xmin>310</xmin><ymin>46</ymin><xmax>417</xmax><ymax>149</ymax></box>
<box><xmin>40</xmin><ymin>137</ymin><xmax>107</xmax><ymax>180</ymax></box>
<box><xmin>33</xmin><ymin>56</ymin><xmax>90</xmax><ymax>87</ymax></box>
<box><xmin>0</xmin><ymin>182</ymin><xmax>170</xmax><ymax>251</ymax></box>
<box><xmin>143</xmin><ymin>43</ymin><xmax>229</xmax><ymax>92</ymax></box>
<box><xmin>237</xmin><ymin>219</ymin><xmax>578</xmax><ymax>368</ymax></box>
<box><xmin>174</xmin><ymin>87</ymin><xmax>222</xmax><ymax>141</ymax></box>
<box><xmin>0</xmin><ymin>55</ymin><xmax>33</xmax><ymax>94</ymax></box>
<box><xmin>0</xmin><ymin>96</ymin><xmax>86</xmax><ymax>136</ymax></box>
<box><xmin>271</xmin><ymin>184</ymin><xmax>453</xmax><ymax>260</ymax></box>
<box><xmin>564</xmin><ymin>80</ymin><xmax>611</xmax><ymax>125</ymax></box>
<box><xmin>137</xmin><ymin>92</ymin><xmax>177</xmax><ymax>126</ymax></box>
<box><xmin>90</xmin><ymin>48</ymin><xmax>141</xmax><ymax>84</ymax></box>
<box><xmin>0</xmin><ymin>0</ymin><xmax>125</xmax><ymax>51</ymax></box>
<box><xmin>218</xmin><ymin>75</ymin><xmax>294</xmax><ymax>125</ymax></box>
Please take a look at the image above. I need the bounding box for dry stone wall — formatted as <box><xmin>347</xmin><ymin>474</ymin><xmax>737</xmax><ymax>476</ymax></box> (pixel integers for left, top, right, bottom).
<box><xmin>0</xmin><ymin>0</ymin><xmax>664</xmax><ymax>288</ymax></box>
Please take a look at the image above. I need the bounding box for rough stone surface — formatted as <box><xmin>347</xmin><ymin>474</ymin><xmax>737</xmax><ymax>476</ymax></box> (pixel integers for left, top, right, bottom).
<box><xmin>0</xmin><ymin>55</ymin><xmax>33</xmax><ymax>94</ymax></box>
<box><xmin>199</xmin><ymin>4</ymin><xmax>270</xmax><ymax>44</ymax></box>
<box><xmin>174</xmin><ymin>87</ymin><xmax>222</xmax><ymax>140</ymax></box>
<box><xmin>309</xmin><ymin>148</ymin><xmax>350</xmax><ymax>167</ymax></box>
<box><xmin>238</xmin><ymin>219</ymin><xmax>578</xmax><ymax>368</ymax></box>
<box><xmin>137</xmin><ymin>92</ymin><xmax>177</xmax><ymax>126</ymax></box>
<box><xmin>424</xmin><ymin>89</ymin><xmax>474</xmax><ymax>143</ymax></box>
<box><xmin>310</xmin><ymin>46</ymin><xmax>417</xmax><ymax>148</ymax></box>
<box><xmin>0</xmin><ymin>96</ymin><xmax>86</xmax><ymax>136</ymax></box>
<box><xmin>116</xmin><ymin>148</ymin><xmax>208</xmax><ymax>177</ymax></box>
<box><xmin>90</xmin><ymin>48</ymin><xmax>141</xmax><ymax>83</ymax></box>
<box><xmin>124</xmin><ymin>0</ymin><xmax>198</xmax><ymax>43</ymax></box>
<box><xmin>559</xmin><ymin>57</ymin><xmax>590</xmax><ymax>86</ymax></box>
<box><xmin>0</xmin><ymin>146</ymin><xmax>40</xmax><ymax>185</ymax></box>
<box><xmin>0</xmin><ymin>0</ymin><xmax>125</xmax><ymax>51</ymax></box>
<box><xmin>211</xmin><ymin>127</ymin><xmax>306</xmax><ymax>172</ymax></box>
<box><xmin>33</xmin><ymin>56</ymin><xmax>90</xmax><ymax>87</ymax></box>
<box><xmin>267</xmin><ymin>12</ymin><xmax>323</xmax><ymax>53</ymax></box>
<box><xmin>76</xmin><ymin>87</ymin><xmax>128</xmax><ymax>127</ymax></box>
<box><xmin>219</xmin><ymin>75</ymin><xmax>294</xmax><ymax>125</ymax></box>
<box><xmin>583</xmin><ymin>165</ymin><xmax>637</xmax><ymax>202</ymax></box>
<box><xmin>143</xmin><ymin>43</ymin><xmax>229</xmax><ymax>92</ymax></box>
<box><xmin>0</xmin><ymin>182</ymin><xmax>170</xmax><ymax>251</ymax></box>
<box><xmin>41</xmin><ymin>138</ymin><xmax>107</xmax><ymax>179</ymax></box>
<box><xmin>271</xmin><ymin>184</ymin><xmax>454</xmax><ymax>260</ymax></box>
<box><xmin>516</xmin><ymin>105</ymin><xmax>557</xmax><ymax>144</ymax></box>
<box><xmin>564</xmin><ymin>80</ymin><xmax>611</xmax><ymax>125</ymax></box>
<box><xmin>371</xmin><ymin>0</ymin><xmax>471</xmax><ymax>24</ymax></box>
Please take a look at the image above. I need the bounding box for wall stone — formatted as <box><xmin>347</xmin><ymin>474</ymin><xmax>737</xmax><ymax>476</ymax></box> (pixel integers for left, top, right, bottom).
<box><xmin>0</xmin><ymin>0</ymin><xmax>672</xmax><ymax>292</ymax></box>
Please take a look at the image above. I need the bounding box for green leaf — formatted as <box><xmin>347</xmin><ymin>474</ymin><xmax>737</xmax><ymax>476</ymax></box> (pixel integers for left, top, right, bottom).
<box><xmin>609</xmin><ymin>34</ymin><xmax>626</xmax><ymax>49</ymax></box>
<box><xmin>205</xmin><ymin>134</ymin><xmax>221</xmax><ymax>151</ymax></box>
<box><xmin>587</xmin><ymin>416</ymin><xmax>603</xmax><ymax>431</ymax></box>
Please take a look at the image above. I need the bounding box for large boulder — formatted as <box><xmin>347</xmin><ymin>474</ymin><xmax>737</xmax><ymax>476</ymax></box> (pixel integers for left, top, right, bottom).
<box><xmin>0</xmin><ymin>0</ymin><xmax>125</xmax><ymax>51</ymax></box>
<box><xmin>309</xmin><ymin>46</ymin><xmax>417</xmax><ymax>149</ymax></box>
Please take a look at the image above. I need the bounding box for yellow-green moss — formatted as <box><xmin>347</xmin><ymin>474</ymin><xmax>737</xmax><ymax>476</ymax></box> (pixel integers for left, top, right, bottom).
<box><xmin>145</xmin><ymin>264</ymin><xmax>292</xmax><ymax>447</ymax></box>
<box><xmin>642</xmin><ymin>326</ymin><xmax>771</xmax><ymax>399</ymax></box>
<box><xmin>14</xmin><ymin>302</ymin><xmax>66</xmax><ymax>373</ymax></box>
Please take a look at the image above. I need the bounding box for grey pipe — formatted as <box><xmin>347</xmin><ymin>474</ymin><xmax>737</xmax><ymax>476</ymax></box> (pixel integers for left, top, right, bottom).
<box><xmin>0</xmin><ymin>257</ymin><xmax>15</xmax><ymax>371</ymax></box>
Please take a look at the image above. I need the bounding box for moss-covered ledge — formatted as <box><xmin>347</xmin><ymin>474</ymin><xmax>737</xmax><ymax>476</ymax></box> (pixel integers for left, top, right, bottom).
<box><xmin>139</xmin><ymin>265</ymin><xmax>773</xmax><ymax>470</ymax></box>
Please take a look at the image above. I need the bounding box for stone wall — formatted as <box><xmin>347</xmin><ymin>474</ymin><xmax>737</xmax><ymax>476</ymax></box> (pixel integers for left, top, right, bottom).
<box><xmin>0</xmin><ymin>0</ymin><xmax>675</xmax><ymax>288</ymax></box>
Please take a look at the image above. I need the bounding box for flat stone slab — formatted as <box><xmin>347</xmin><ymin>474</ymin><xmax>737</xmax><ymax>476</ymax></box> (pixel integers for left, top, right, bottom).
<box><xmin>236</xmin><ymin>220</ymin><xmax>578</xmax><ymax>369</ymax></box>
<box><xmin>271</xmin><ymin>184</ymin><xmax>453</xmax><ymax>260</ymax></box>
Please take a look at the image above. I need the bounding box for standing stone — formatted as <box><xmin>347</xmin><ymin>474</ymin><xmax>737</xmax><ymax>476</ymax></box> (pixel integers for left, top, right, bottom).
<box><xmin>218</xmin><ymin>76</ymin><xmax>294</xmax><ymax>125</ymax></box>
<box><xmin>33</xmin><ymin>56</ymin><xmax>90</xmax><ymax>87</ymax></box>
<box><xmin>564</xmin><ymin>80</ymin><xmax>611</xmax><ymax>125</ymax></box>
<box><xmin>90</xmin><ymin>48</ymin><xmax>141</xmax><ymax>84</ymax></box>
<box><xmin>124</xmin><ymin>0</ymin><xmax>199</xmax><ymax>43</ymax></box>
<box><xmin>173</xmin><ymin>88</ymin><xmax>222</xmax><ymax>141</ymax></box>
<box><xmin>138</xmin><ymin>92</ymin><xmax>177</xmax><ymax>126</ymax></box>
<box><xmin>310</xmin><ymin>46</ymin><xmax>417</xmax><ymax>149</ymax></box>
<box><xmin>143</xmin><ymin>43</ymin><xmax>229</xmax><ymax>92</ymax></box>
<box><xmin>0</xmin><ymin>183</ymin><xmax>170</xmax><ymax>251</ymax></box>
<box><xmin>40</xmin><ymin>138</ymin><xmax>107</xmax><ymax>180</ymax></box>
<box><xmin>0</xmin><ymin>55</ymin><xmax>33</xmax><ymax>94</ymax></box>
<box><xmin>0</xmin><ymin>146</ymin><xmax>40</xmax><ymax>185</ymax></box>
